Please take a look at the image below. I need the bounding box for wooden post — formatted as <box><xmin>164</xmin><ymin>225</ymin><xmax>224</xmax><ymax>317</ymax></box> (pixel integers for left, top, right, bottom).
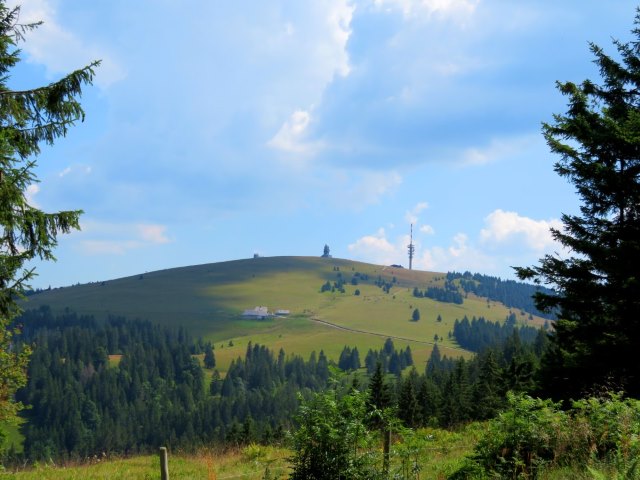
<box><xmin>382</xmin><ymin>428</ymin><xmax>390</xmax><ymax>479</ymax></box>
<box><xmin>159</xmin><ymin>447</ymin><xmax>169</xmax><ymax>480</ymax></box>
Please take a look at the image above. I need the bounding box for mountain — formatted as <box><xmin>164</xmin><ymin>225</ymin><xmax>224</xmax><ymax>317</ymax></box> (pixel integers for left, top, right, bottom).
<box><xmin>20</xmin><ymin>256</ymin><xmax>548</xmax><ymax>370</ymax></box>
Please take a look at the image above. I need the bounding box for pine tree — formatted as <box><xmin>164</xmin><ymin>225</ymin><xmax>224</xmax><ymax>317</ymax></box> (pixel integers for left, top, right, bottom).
<box><xmin>516</xmin><ymin>9</ymin><xmax>640</xmax><ymax>399</ymax></box>
<box><xmin>203</xmin><ymin>343</ymin><xmax>216</xmax><ymax>369</ymax></box>
<box><xmin>397</xmin><ymin>368</ymin><xmax>420</xmax><ymax>428</ymax></box>
<box><xmin>471</xmin><ymin>350</ymin><xmax>503</xmax><ymax>420</ymax></box>
<box><xmin>366</xmin><ymin>361</ymin><xmax>393</xmax><ymax>415</ymax></box>
<box><xmin>0</xmin><ymin>3</ymin><xmax>98</xmax><ymax>428</ymax></box>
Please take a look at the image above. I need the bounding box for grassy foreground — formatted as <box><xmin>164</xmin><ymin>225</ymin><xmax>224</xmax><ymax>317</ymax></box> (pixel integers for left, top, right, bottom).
<box><xmin>2</xmin><ymin>421</ymin><xmax>625</xmax><ymax>479</ymax></box>
<box><xmin>3</xmin><ymin>425</ymin><xmax>485</xmax><ymax>480</ymax></box>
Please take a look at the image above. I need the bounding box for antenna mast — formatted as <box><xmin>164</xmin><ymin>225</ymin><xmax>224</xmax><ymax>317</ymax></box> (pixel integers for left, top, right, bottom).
<box><xmin>408</xmin><ymin>224</ymin><xmax>415</xmax><ymax>270</ymax></box>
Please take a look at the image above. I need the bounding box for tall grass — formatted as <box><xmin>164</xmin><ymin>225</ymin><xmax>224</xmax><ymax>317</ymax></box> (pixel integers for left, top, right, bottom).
<box><xmin>3</xmin><ymin>445</ymin><xmax>291</xmax><ymax>480</ymax></box>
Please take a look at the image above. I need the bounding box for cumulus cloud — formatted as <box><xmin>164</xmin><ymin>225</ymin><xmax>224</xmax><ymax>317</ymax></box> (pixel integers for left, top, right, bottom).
<box><xmin>77</xmin><ymin>221</ymin><xmax>172</xmax><ymax>255</ymax></box>
<box><xmin>348</xmin><ymin>205</ymin><xmax>567</xmax><ymax>277</ymax></box>
<box><xmin>327</xmin><ymin>0</ymin><xmax>354</xmax><ymax>76</ymax></box>
<box><xmin>8</xmin><ymin>0</ymin><xmax>125</xmax><ymax>88</ymax></box>
<box><xmin>417</xmin><ymin>234</ymin><xmax>496</xmax><ymax>273</ymax></box>
<box><xmin>373</xmin><ymin>0</ymin><xmax>479</xmax><ymax>21</ymax></box>
<box><xmin>404</xmin><ymin>201</ymin><xmax>429</xmax><ymax>224</ymax></box>
<box><xmin>338</xmin><ymin>170</ymin><xmax>403</xmax><ymax>209</ymax></box>
<box><xmin>348</xmin><ymin>228</ymin><xmax>403</xmax><ymax>265</ymax></box>
<box><xmin>58</xmin><ymin>164</ymin><xmax>92</xmax><ymax>178</ymax></box>
<box><xmin>419</xmin><ymin>224</ymin><xmax>435</xmax><ymax>235</ymax></box>
<box><xmin>459</xmin><ymin>135</ymin><xmax>539</xmax><ymax>167</ymax></box>
<box><xmin>480</xmin><ymin>209</ymin><xmax>562</xmax><ymax>251</ymax></box>
<box><xmin>25</xmin><ymin>184</ymin><xmax>40</xmax><ymax>207</ymax></box>
<box><xmin>349</xmin><ymin>226</ymin><xmax>496</xmax><ymax>273</ymax></box>
<box><xmin>268</xmin><ymin>109</ymin><xmax>321</xmax><ymax>156</ymax></box>
<box><xmin>136</xmin><ymin>224</ymin><xmax>170</xmax><ymax>245</ymax></box>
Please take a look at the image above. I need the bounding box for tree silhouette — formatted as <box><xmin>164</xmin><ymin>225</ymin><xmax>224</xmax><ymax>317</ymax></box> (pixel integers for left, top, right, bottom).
<box><xmin>516</xmin><ymin>10</ymin><xmax>640</xmax><ymax>399</ymax></box>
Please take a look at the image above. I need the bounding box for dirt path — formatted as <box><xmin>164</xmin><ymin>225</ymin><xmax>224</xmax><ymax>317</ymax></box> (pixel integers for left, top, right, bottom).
<box><xmin>309</xmin><ymin>317</ymin><xmax>468</xmax><ymax>354</ymax></box>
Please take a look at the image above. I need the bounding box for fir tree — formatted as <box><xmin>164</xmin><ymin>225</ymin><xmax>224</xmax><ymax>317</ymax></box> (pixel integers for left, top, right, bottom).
<box><xmin>366</xmin><ymin>361</ymin><xmax>393</xmax><ymax>415</ymax></box>
<box><xmin>0</xmin><ymin>3</ymin><xmax>98</xmax><ymax>429</ymax></box>
<box><xmin>516</xmin><ymin>9</ymin><xmax>640</xmax><ymax>399</ymax></box>
<box><xmin>397</xmin><ymin>368</ymin><xmax>420</xmax><ymax>428</ymax></box>
<box><xmin>203</xmin><ymin>343</ymin><xmax>216</xmax><ymax>369</ymax></box>
<box><xmin>471</xmin><ymin>350</ymin><xmax>504</xmax><ymax>420</ymax></box>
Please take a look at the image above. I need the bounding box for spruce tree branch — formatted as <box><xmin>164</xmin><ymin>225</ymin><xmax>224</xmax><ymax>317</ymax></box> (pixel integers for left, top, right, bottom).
<box><xmin>0</xmin><ymin>61</ymin><xmax>100</xmax><ymax>97</ymax></box>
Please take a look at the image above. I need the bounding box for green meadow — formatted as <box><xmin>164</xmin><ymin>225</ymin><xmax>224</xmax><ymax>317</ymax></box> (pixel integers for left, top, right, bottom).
<box><xmin>22</xmin><ymin>256</ymin><xmax>545</xmax><ymax>372</ymax></box>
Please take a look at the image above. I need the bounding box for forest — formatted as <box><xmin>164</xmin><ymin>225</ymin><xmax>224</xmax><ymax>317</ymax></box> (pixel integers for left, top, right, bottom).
<box><xmin>2</xmin><ymin>2</ymin><xmax>640</xmax><ymax>478</ymax></box>
<box><xmin>8</xmin><ymin>305</ymin><xmax>545</xmax><ymax>464</ymax></box>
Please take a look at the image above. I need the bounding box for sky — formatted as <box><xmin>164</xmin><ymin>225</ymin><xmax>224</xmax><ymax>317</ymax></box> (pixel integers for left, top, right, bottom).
<box><xmin>10</xmin><ymin>0</ymin><xmax>639</xmax><ymax>288</ymax></box>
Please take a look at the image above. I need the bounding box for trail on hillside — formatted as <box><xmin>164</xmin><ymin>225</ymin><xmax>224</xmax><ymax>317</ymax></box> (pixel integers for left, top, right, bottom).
<box><xmin>309</xmin><ymin>317</ymin><xmax>468</xmax><ymax>354</ymax></box>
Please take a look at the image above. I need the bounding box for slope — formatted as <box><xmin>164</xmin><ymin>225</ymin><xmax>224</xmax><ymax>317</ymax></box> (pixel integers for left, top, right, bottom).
<box><xmin>21</xmin><ymin>256</ymin><xmax>546</xmax><ymax>370</ymax></box>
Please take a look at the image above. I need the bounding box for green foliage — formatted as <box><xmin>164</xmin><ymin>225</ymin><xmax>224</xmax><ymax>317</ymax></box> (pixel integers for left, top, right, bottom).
<box><xmin>456</xmin><ymin>393</ymin><xmax>640</xmax><ymax>479</ymax></box>
<box><xmin>203</xmin><ymin>342</ymin><xmax>216</xmax><ymax>369</ymax></box>
<box><xmin>411</xmin><ymin>308</ymin><xmax>420</xmax><ymax>322</ymax></box>
<box><xmin>470</xmin><ymin>393</ymin><xmax>569</xmax><ymax>478</ymax></box>
<box><xmin>288</xmin><ymin>388</ymin><xmax>383</xmax><ymax>480</ymax></box>
<box><xmin>516</xmin><ymin>9</ymin><xmax>640</xmax><ymax>399</ymax></box>
<box><xmin>0</xmin><ymin>1</ymin><xmax>97</xmax><ymax>445</ymax></box>
<box><xmin>571</xmin><ymin>394</ymin><xmax>640</xmax><ymax>473</ymax></box>
<box><xmin>13</xmin><ymin>309</ymin><xmax>336</xmax><ymax>461</ymax></box>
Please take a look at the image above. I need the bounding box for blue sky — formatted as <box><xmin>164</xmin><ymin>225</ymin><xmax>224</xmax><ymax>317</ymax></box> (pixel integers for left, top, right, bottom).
<box><xmin>12</xmin><ymin>0</ymin><xmax>638</xmax><ymax>287</ymax></box>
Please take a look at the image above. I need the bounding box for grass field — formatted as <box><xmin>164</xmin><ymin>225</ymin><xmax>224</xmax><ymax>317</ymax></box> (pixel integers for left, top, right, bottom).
<box><xmin>21</xmin><ymin>256</ymin><xmax>546</xmax><ymax>373</ymax></box>
<box><xmin>2</xmin><ymin>424</ymin><xmax>486</xmax><ymax>480</ymax></box>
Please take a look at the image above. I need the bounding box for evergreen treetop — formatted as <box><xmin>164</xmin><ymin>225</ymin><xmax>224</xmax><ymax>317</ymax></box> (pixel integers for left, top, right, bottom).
<box><xmin>0</xmin><ymin>2</ymin><xmax>98</xmax><ymax>425</ymax></box>
<box><xmin>516</xmin><ymin>9</ymin><xmax>640</xmax><ymax>399</ymax></box>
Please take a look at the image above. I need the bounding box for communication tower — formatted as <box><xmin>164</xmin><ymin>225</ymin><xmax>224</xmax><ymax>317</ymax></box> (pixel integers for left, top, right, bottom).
<box><xmin>408</xmin><ymin>224</ymin><xmax>415</xmax><ymax>270</ymax></box>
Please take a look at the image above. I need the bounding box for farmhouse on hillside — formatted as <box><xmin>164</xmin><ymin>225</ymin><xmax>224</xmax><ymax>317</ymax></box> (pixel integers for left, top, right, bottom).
<box><xmin>242</xmin><ymin>306</ymin><xmax>270</xmax><ymax>319</ymax></box>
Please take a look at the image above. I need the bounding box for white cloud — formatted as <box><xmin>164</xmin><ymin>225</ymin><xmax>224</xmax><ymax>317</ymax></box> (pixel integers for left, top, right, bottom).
<box><xmin>137</xmin><ymin>224</ymin><xmax>170</xmax><ymax>245</ymax></box>
<box><xmin>404</xmin><ymin>201</ymin><xmax>429</xmax><ymax>224</ymax></box>
<box><xmin>349</xmin><ymin>226</ymin><xmax>496</xmax><ymax>273</ymax></box>
<box><xmin>448</xmin><ymin>232</ymin><xmax>469</xmax><ymax>257</ymax></box>
<box><xmin>419</xmin><ymin>224</ymin><xmax>434</xmax><ymax>235</ymax></box>
<box><xmin>268</xmin><ymin>109</ymin><xmax>320</xmax><ymax>156</ymax></box>
<box><xmin>417</xmin><ymin>232</ymin><xmax>496</xmax><ymax>273</ymax></box>
<box><xmin>348</xmin><ymin>228</ymin><xmax>402</xmax><ymax>265</ymax></box>
<box><xmin>80</xmin><ymin>239</ymin><xmax>139</xmax><ymax>256</ymax></box>
<box><xmin>77</xmin><ymin>221</ymin><xmax>172</xmax><ymax>255</ymax></box>
<box><xmin>459</xmin><ymin>135</ymin><xmax>539</xmax><ymax>167</ymax></box>
<box><xmin>58</xmin><ymin>164</ymin><xmax>92</xmax><ymax>178</ymax></box>
<box><xmin>25</xmin><ymin>184</ymin><xmax>40</xmax><ymax>207</ymax></box>
<box><xmin>343</xmin><ymin>171</ymin><xmax>403</xmax><ymax>209</ymax></box>
<box><xmin>327</xmin><ymin>0</ymin><xmax>354</xmax><ymax>77</ymax></box>
<box><xmin>8</xmin><ymin>0</ymin><xmax>125</xmax><ymax>88</ymax></box>
<box><xmin>480</xmin><ymin>209</ymin><xmax>562</xmax><ymax>251</ymax></box>
<box><xmin>373</xmin><ymin>0</ymin><xmax>479</xmax><ymax>21</ymax></box>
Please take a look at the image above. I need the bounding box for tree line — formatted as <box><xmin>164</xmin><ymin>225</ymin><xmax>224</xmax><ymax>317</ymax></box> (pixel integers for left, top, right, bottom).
<box><xmin>447</xmin><ymin>271</ymin><xmax>556</xmax><ymax>320</ymax></box>
<box><xmin>13</xmin><ymin>307</ymin><xmax>332</xmax><ymax>461</ymax></box>
<box><xmin>10</xmin><ymin>305</ymin><xmax>544</xmax><ymax>463</ymax></box>
<box><xmin>452</xmin><ymin>312</ymin><xmax>543</xmax><ymax>352</ymax></box>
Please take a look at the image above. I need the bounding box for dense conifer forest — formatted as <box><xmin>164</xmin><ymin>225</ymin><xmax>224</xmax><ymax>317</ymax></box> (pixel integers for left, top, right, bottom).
<box><xmin>447</xmin><ymin>271</ymin><xmax>556</xmax><ymax>319</ymax></box>
<box><xmin>10</xmin><ymin>305</ymin><xmax>546</xmax><ymax>463</ymax></box>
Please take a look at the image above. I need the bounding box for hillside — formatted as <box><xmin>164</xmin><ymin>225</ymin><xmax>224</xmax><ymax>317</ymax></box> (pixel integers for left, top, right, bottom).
<box><xmin>21</xmin><ymin>256</ymin><xmax>547</xmax><ymax>369</ymax></box>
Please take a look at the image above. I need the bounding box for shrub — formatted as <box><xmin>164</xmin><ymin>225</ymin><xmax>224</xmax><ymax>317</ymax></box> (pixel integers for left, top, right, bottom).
<box><xmin>470</xmin><ymin>393</ymin><xmax>570</xmax><ymax>478</ymax></box>
<box><xmin>453</xmin><ymin>393</ymin><xmax>640</xmax><ymax>479</ymax></box>
<box><xmin>288</xmin><ymin>389</ymin><xmax>383</xmax><ymax>480</ymax></box>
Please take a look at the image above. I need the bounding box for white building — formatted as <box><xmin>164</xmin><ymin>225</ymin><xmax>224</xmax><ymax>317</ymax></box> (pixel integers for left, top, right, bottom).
<box><xmin>242</xmin><ymin>306</ymin><xmax>270</xmax><ymax>319</ymax></box>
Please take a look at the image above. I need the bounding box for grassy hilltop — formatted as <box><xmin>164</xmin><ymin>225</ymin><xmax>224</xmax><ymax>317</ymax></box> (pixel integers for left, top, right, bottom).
<box><xmin>22</xmin><ymin>256</ymin><xmax>545</xmax><ymax>371</ymax></box>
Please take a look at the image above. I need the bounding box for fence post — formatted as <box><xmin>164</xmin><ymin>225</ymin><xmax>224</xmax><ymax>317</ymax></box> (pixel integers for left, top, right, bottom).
<box><xmin>159</xmin><ymin>447</ymin><xmax>169</xmax><ymax>480</ymax></box>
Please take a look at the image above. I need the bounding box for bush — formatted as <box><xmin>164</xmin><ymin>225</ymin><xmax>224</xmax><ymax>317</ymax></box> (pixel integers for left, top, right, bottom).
<box><xmin>453</xmin><ymin>393</ymin><xmax>640</xmax><ymax>479</ymax></box>
<box><xmin>288</xmin><ymin>389</ymin><xmax>383</xmax><ymax>480</ymax></box>
<box><xmin>470</xmin><ymin>393</ymin><xmax>570</xmax><ymax>478</ymax></box>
